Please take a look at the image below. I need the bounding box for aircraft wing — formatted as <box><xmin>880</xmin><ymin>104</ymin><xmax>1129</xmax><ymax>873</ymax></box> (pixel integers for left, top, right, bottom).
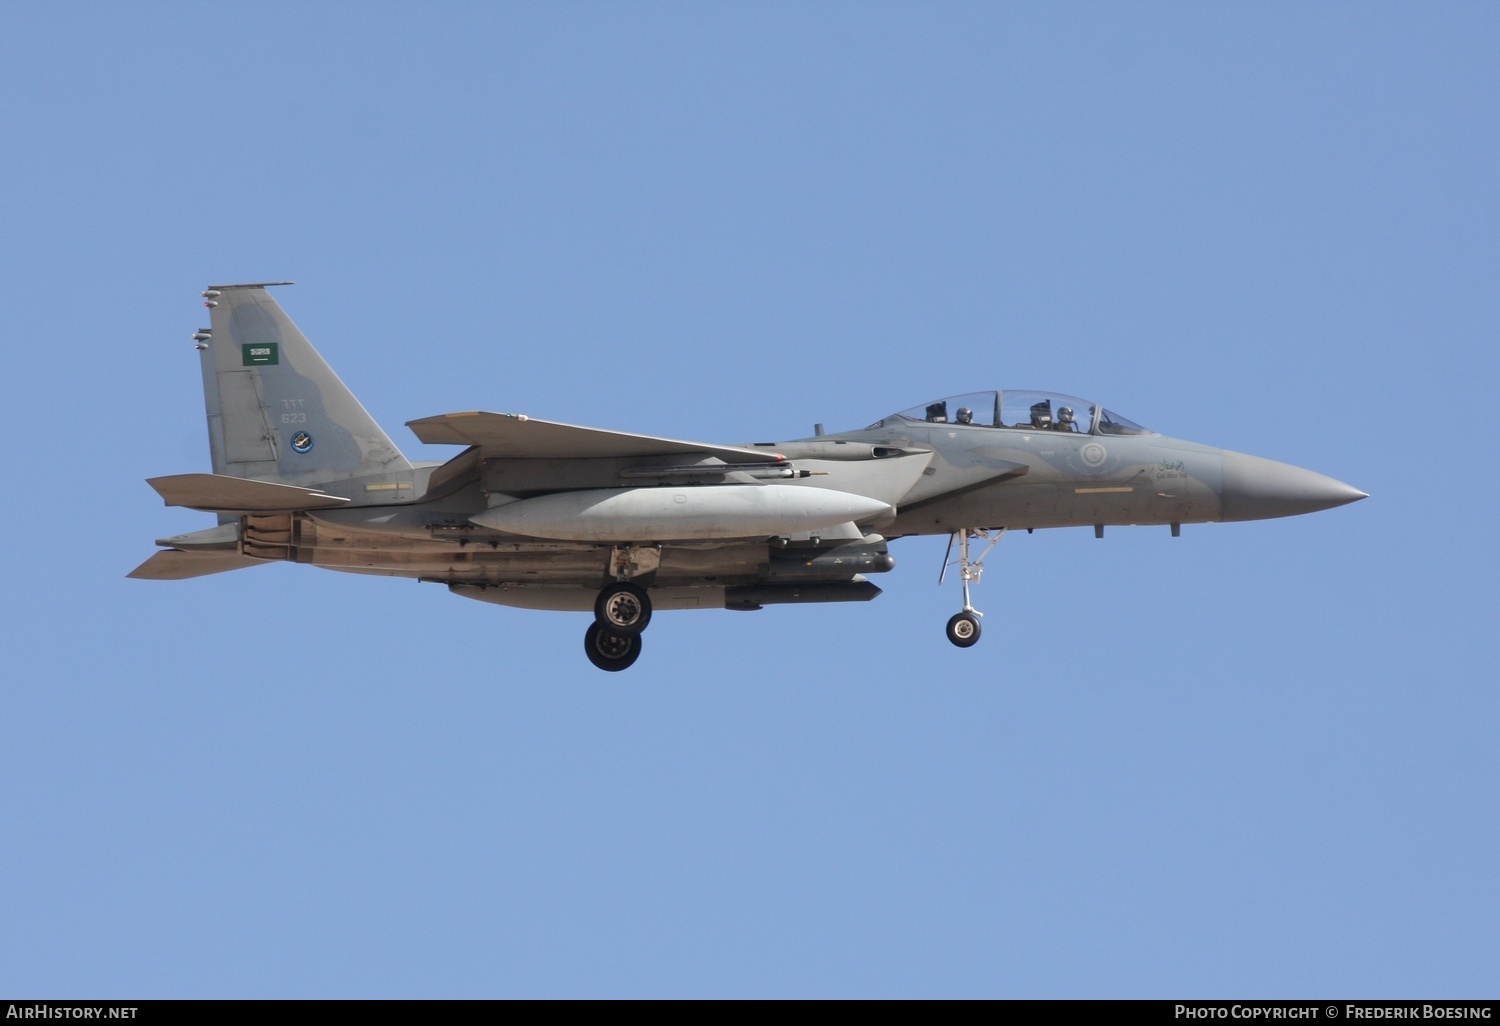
<box><xmin>406</xmin><ymin>412</ymin><xmax>781</xmax><ymax>463</ymax></box>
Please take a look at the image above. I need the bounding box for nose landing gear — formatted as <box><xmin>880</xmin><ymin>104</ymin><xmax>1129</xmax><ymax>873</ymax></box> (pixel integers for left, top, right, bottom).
<box><xmin>939</xmin><ymin>528</ymin><xmax>1004</xmax><ymax>648</ymax></box>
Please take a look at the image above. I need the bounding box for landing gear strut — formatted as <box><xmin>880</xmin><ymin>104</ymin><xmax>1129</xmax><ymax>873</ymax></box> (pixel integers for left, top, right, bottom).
<box><xmin>939</xmin><ymin>528</ymin><xmax>1004</xmax><ymax>648</ymax></box>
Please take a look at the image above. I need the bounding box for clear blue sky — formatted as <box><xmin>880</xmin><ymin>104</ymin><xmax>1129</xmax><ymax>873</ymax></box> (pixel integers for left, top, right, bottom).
<box><xmin>2</xmin><ymin>1</ymin><xmax>1495</xmax><ymax>998</ymax></box>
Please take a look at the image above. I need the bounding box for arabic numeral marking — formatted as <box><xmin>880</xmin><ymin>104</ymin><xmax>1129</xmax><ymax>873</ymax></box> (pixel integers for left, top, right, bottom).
<box><xmin>281</xmin><ymin>412</ymin><xmax>306</xmax><ymax>424</ymax></box>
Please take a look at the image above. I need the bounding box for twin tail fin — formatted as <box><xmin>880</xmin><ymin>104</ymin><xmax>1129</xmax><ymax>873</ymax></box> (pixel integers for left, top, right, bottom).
<box><xmin>198</xmin><ymin>283</ymin><xmax>411</xmax><ymax>486</ymax></box>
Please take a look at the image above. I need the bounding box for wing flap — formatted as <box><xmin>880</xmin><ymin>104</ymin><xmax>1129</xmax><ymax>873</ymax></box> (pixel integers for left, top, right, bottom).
<box><xmin>147</xmin><ymin>473</ymin><xmax>351</xmax><ymax>513</ymax></box>
<box><xmin>406</xmin><ymin>412</ymin><xmax>780</xmax><ymax>463</ymax></box>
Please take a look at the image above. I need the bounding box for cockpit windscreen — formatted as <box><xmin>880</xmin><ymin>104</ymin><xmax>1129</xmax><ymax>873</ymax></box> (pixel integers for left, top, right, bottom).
<box><xmin>869</xmin><ymin>390</ymin><xmax>1152</xmax><ymax>436</ymax></box>
<box><xmin>876</xmin><ymin>387</ymin><xmax>1152</xmax><ymax>432</ymax></box>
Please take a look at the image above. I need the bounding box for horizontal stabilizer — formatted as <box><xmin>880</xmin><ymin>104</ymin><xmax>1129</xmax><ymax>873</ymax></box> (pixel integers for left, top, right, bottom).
<box><xmin>127</xmin><ymin>549</ymin><xmax>268</xmax><ymax>581</ymax></box>
<box><xmin>407</xmin><ymin>412</ymin><xmax>780</xmax><ymax>463</ymax></box>
<box><xmin>147</xmin><ymin>473</ymin><xmax>351</xmax><ymax>513</ymax></box>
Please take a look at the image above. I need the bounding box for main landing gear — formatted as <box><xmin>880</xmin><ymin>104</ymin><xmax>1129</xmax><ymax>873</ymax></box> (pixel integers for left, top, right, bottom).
<box><xmin>939</xmin><ymin>528</ymin><xmax>1005</xmax><ymax>648</ymax></box>
<box><xmin>584</xmin><ymin>620</ymin><xmax>642</xmax><ymax>671</ymax></box>
<box><xmin>584</xmin><ymin>579</ymin><xmax>653</xmax><ymax>671</ymax></box>
<box><xmin>595</xmin><ymin>581</ymin><xmax>651</xmax><ymax>633</ymax></box>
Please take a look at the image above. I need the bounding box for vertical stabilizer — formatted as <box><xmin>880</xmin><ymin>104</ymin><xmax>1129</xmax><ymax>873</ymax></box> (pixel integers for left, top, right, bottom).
<box><xmin>198</xmin><ymin>284</ymin><xmax>411</xmax><ymax>485</ymax></box>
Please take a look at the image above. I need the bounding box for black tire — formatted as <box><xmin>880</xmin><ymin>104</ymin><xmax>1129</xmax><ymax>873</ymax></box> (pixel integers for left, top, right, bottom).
<box><xmin>584</xmin><ymin>621</ymin><xmax>642</xmax><ymax>671</ymax></box>
<box><xmin>594</xmin><ymin>581</ymin><xmax>652</xmax><ymax>634</ymax></box>
<box><xmin>946</xmin><ymin>611</ymin><xmax>981</xmax><ymax>648</ymax></box>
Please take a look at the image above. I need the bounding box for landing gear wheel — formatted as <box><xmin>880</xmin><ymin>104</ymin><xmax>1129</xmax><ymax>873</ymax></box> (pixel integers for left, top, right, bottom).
<box><xmin>946</xmin><ymin>612</ymin><xmax>981</xmax><ymax>648</ymax></box>
<box><xmin>584</xmin><ymin>621</ymin><xmax>642</xmax><ymax>671</ymax></box>
<box><xmin>939</xmin><ymin>528</ymin><xmax>1003</xmax><ymax>647</ymax></box>
<box><xmin>594</xmin><ymin>581</ymin><xmax>652</xmax><ymax>634</ymax></box>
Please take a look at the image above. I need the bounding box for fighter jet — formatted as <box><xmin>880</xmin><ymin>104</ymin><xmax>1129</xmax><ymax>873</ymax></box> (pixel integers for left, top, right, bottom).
<box><xmin>132</xmin><ymin>283</ymin><xmax>1367</xmax><ymax>670</ymax></box>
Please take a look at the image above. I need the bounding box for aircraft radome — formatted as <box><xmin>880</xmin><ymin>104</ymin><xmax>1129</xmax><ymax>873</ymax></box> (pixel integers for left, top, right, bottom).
<box><xmin>133</xmin><ymin>284</ymin><xmax>1367</xmax><ymax>671</ymax></box>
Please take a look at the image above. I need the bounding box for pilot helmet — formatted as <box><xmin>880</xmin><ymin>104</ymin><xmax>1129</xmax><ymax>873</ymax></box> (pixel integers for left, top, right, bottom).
<box><xmin>1058</xmin><ymin>406</ymin><xmax>1075</xmax><ymax>424</ymax></box>
<box><xmin>956</xmin><ymin>407</ymin><xmax>973</xmax><ymax>424</ymax></box>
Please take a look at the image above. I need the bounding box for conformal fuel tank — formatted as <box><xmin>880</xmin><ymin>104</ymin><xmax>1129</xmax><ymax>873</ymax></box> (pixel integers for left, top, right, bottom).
<box><xmin>471</xmin><ymin>485</ymin><xmax>892</xmax><ymax>541</ymax></box>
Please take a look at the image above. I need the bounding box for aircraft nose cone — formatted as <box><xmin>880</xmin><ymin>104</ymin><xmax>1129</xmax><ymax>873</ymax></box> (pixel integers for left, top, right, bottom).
<box><xmin>1221</xmin><ymin>451</ymin><xmax>1368</xmax><ymax>522</ymax></box>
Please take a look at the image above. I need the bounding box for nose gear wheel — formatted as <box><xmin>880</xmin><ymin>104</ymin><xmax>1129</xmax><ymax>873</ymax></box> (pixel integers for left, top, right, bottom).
<box><xmin>946</xmin><ymin>611</ymin><xmax>981</xmax><ymax>647</ymax></box>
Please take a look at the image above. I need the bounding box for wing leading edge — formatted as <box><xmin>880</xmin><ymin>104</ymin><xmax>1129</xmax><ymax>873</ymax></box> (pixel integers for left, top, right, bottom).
<box><xmin>407</xmin><ymin>412</ymin><xmax>783</xmax><ymax>463</ymax></box>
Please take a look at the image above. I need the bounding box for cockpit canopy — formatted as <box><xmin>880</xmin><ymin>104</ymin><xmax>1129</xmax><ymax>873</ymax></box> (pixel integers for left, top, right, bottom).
<box><xmin>870</xmin><ymin>390</ymin><xmax>1151</xmax><ymax>435</ymax></box>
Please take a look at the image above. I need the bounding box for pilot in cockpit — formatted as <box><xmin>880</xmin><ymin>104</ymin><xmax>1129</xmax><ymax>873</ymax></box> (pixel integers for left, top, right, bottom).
<box><xmin>1055</xmin><ymin>406</ymin><xmax>1077</xmax><ymax>432</ymax></box>
<box><xmin>955</xmin><ymin>407</ymin><xmax>974</xmax><ymax>425</ymax></box>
